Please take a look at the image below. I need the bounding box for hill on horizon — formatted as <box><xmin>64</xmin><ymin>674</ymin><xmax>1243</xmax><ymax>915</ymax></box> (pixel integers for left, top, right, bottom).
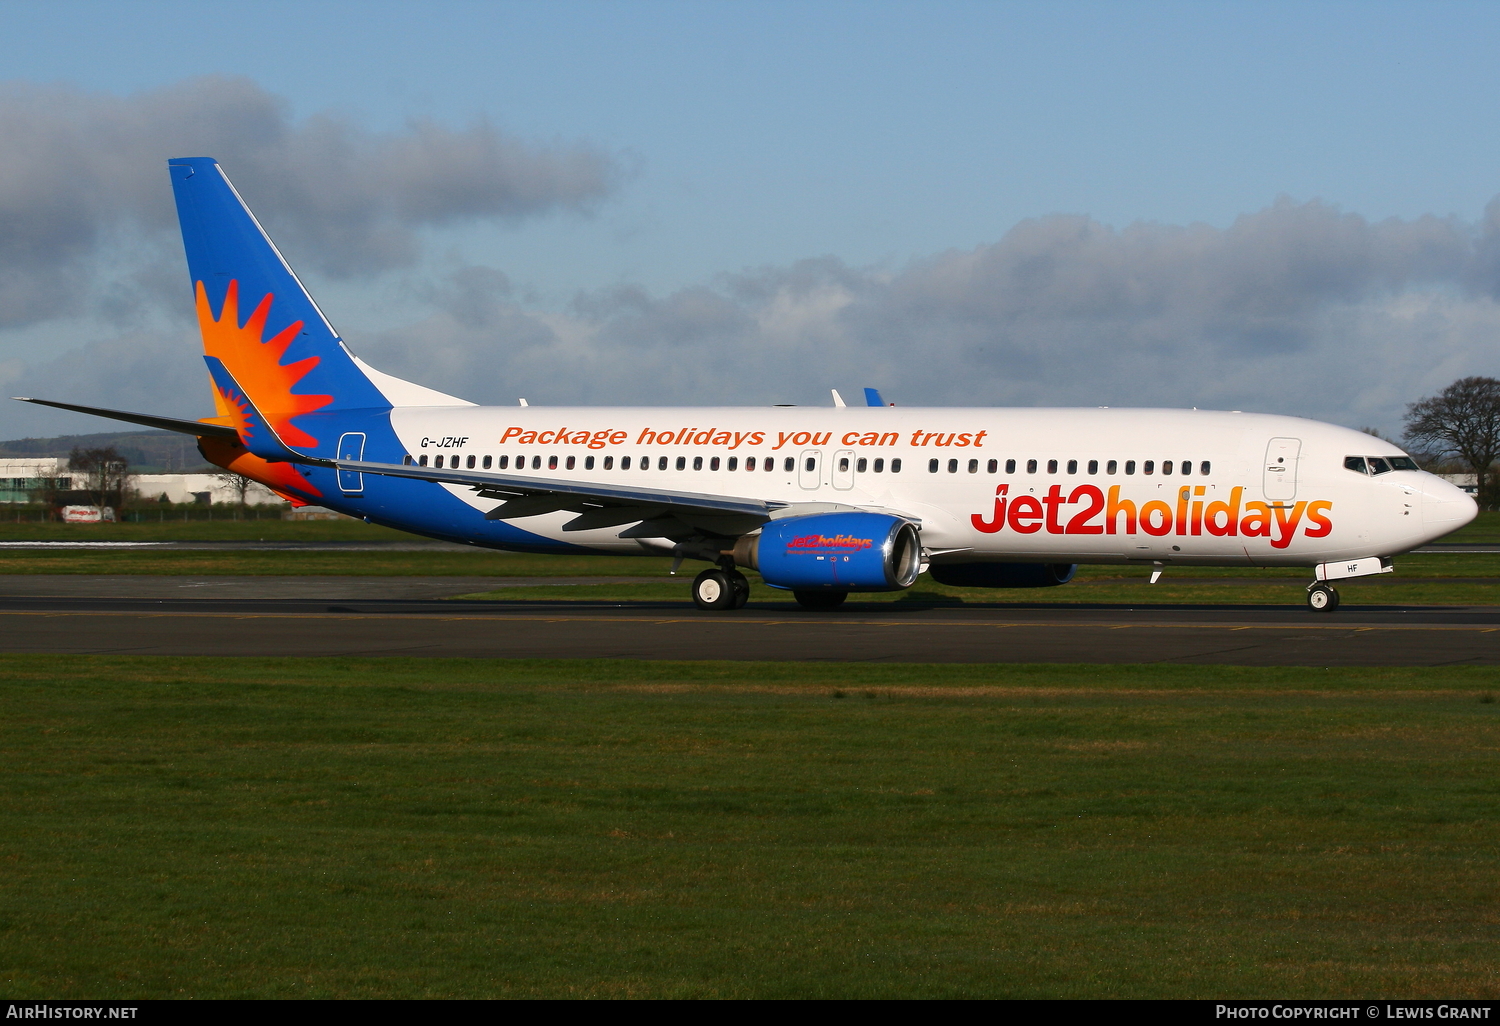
<box><xmin>0</xmin><ymin>430</ymin><xmax>214</xmax><ymax>474</ymax></box>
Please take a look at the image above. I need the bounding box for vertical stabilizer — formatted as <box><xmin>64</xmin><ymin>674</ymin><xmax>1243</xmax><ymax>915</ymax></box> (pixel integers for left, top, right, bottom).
<box><xmin>168</xmin><ymin>157</ymin><xmax>469</xmax><ymax>455</ymax></box>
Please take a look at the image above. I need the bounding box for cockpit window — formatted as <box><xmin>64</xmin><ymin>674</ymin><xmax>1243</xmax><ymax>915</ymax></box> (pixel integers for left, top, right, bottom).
<box><xmin>1344</xmin><ymin>456</ymin><xmax>1367</xmax><ymax>474</ymax></box>
<box><xmin>1388</xmin><ymin>456</ymin><xmax>1419</xmax><ymax>471</ymax></box>
<box><xmin>1368</xmin><ymin>457</ymin><xmax>1392</xmax><ymax>475</ymax></box>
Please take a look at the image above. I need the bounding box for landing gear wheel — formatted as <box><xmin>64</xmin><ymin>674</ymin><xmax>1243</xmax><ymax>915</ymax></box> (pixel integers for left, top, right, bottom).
<box><xmin>1307</xmin><ymin>582</ymin><xmax>1340</xmax><ymax>612</ymax></box>
<box><xmin>794</xmin><ymin>590</ymin><xmax>848</xmax><ymax>610</ymax></box>
<box><xmin>692</xmin><ymin>569</ymin><xmax>737</xmax><ymax>611</ymax></box>
<box><xmin>726</xmin><ymin>569</ymin><xmax>750</xmax><ymax>609</ymax></box>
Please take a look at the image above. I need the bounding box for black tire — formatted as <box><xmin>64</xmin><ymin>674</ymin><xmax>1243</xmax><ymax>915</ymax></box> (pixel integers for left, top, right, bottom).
<box><xmin>794</xmin><ymin>590</ymin><xmax>848</xmax><ymax>610</ymax></box>
<box><xmin>1307</xmin><ymin>583</ymin><xmax>1340</xmax><ymax>612</ymax></box>
<box><xmin>726</xmin><ymin>569</ymin><xmax>750</xmax><ymax>609</ymax></box>
<box><xmin>692</xmin><ymin>569</ymin><xmax>737</xmax><ymax>611</ymax></box>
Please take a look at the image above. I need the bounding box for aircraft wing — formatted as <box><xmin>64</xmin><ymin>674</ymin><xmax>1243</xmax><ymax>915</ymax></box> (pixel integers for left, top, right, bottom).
<box><xmin>329</xmin><ymin>457</ymin><xmax>786</xmax><ymax>536</ymax></box>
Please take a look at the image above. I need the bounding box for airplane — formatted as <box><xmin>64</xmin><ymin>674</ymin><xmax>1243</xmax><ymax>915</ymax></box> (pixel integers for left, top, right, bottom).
<box><xmin>14</xmin><ymin>157</ymin><xmax>1479</xmax><ymax>613</ymax></box>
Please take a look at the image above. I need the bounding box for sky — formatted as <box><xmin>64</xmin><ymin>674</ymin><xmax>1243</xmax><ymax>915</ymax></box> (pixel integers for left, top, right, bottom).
<box><xmin>2</xmin><ymin>0</ymin><xmax>1499</xmax><ymax>439</ymax></box>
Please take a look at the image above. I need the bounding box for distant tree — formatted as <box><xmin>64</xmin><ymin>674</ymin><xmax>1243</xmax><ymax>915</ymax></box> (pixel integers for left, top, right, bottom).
<box><xmin>211</xmin><ymin>470</ymin><xmax>254</xmax><ymax>507</ymax></box>
<box><xmin>1403</xmin><ymin>376</ymin><xmax>1500</xmax><ymax>503</ymax></box>
<box><xmin>1358</xmin><ymin>426</ymin><xmax>1401</xmax><ymax>448</ymax></box>
<box><xmin>67</xmin><ymin>446</ymin><xmax>130</xmax><ymax>510</ymax></box>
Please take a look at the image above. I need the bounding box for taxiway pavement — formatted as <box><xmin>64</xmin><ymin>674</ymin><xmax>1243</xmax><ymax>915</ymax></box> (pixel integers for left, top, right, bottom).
<box><xmin>0</xmin><ymin>575</ymin><xmax>1494</xmax><ymax>665</ymax></box>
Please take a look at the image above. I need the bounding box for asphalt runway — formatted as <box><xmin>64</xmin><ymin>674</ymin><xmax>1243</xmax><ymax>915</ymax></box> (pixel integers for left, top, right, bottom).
<box><xmin>0</xmin><ymin>575</ymin><xmax>1497</xmax><ymax>665</ymax></box>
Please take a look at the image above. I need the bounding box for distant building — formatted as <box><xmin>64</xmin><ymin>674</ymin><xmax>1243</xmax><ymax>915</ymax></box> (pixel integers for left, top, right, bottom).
<box><xmin>0</xmin><ymin>456</ymin><xmax>284</xmax><ymax>505</ymax></box>
<box><xmin>0</xmin><ymin>458</ymin><xmax>72</xmax><ymax>503</ymax></box>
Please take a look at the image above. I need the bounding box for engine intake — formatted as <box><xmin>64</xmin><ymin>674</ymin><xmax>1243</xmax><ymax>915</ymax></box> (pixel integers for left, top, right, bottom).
<box><xmin>733</xmin><ymin>512</ymin><xmax>921</xmax><ymax>592</ymax></box>
<box><xmin>928</xmin><ymin>563</ymin><xmax>1077</xmax><ymax>588</ymax></box>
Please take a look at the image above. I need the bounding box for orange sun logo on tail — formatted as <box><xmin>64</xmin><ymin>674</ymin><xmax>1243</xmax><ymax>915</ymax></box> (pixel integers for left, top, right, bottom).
<box><xmin>196</xmin><ymin>280</ymin><xmax>333</xmax><ymax>447</ymax></box>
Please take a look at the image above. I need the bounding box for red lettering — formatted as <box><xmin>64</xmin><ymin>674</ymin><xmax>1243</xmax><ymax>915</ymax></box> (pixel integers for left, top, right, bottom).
<box><xmin>1065</xmin><ymin>485</ymin><xmax>1104</xmax><ymax>534</ymax></box>
<box><xmin>1008</xmin><ymin>495</ymin><xmax>1043</xmax><ymax>533</ymax></box>
<box><xmin>500</xmin><ymin>426</ymin><xmax>523</xmax><ymax>443</ymax></box>
<box><xmin>1304</xmin><ymin>500</ymin><xmax>1334</xmax><ymax>538</ymax></box>
<box><xmin>1042</xmin><ymin>485</ymin><xmax>1066</xmax><ymax>534</ymax></box>
<box><xmin>972</xmin><ymin>485</ymin><xmax>1009</xmax><ymax>534</ymax></box>
<box><xmin>1270</xmin><ymin>501</ymin><xmax>1307</xmax><ymax>549</ymax></box>
<box><xmin>1105</xmin><ymin>486</ymin><xmax>1136</xmax><ymax>534</ymax></box>
<box><xmin>1140</xmin><ymin>500</ymin><xmax>1173</xmax><ymax>536</ymax></box>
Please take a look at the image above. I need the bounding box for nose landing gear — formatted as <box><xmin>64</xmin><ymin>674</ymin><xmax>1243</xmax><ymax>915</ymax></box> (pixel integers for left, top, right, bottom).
<box><xmin>1307</xmin><ymin>582</ymin><xmax>1340</xmax><ymax>612</ymax></box>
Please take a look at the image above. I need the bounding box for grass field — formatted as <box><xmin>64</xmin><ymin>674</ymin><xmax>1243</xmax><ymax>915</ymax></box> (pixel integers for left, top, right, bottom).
<box><xmin>0</xmin><ymin>512</ymin><xmax>1493</xmax><ymax>606</ymax></box>
<box><xmin>1</xmin><ymin>655</ymin><xmax>1497</xmax><ymax>998</ymax></box>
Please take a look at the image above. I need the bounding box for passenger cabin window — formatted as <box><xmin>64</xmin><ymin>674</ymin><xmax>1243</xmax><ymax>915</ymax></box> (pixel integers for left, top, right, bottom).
<box><xmin>548</xmin><ymin>455</ymin><xmax>559</xmax><ymax>470</ymax></box>
<box><xmin>565</xmin><ymin>456</ymin><xmax>576</xmax><ymax>470</ymax></box>
<box><xmin>622</xmin><ymin>456</ymin><xmax>631</xmax><ymax>470</ymax></box>
<box><xmin>532</xmin><ymin>456</ymin><xmax>542</xmax><ymax>470</ymax></box>
<box><xmin>603</xmin><ymin>455</ymin><xmax>613</xmax><ymax>470</ymax></box>
<box><xmin>419</xmin><ymin>455</ymin><xmax>428</xmax><ymax>466</ymax></box>
<box><xmin>766</xmin><ymin>458</ymin><xmax>775</xmax><ymax>472</ymax></box>
<box><xmin>658</xmin><ymin>456</ymin><xmax>667</xmax><ymax>470</ymax></box>
<box><xmin>677</xmin><ymin>457</ymin><xmax>687</xmax><ymax>471</ymax></box>
<box><xmin>483</xmin><ymin>455</ymin><xmax>492</xmax><ymax>469</ymax></box>
<box><xmin>403</xmin><ymin>455</ymin><xmax>413</xmax><ymax>465</ymax></box>
<box><xmin>1106</xmin><ymin>460</ymin><xmax>1117</xmax><ymax>474</ymax></box>
<box><xmin>465</xmin><ymin>455</ymin><xmax>474</xmax><ymax>469</ymax></box>
<box><xmin>1162</xmin><ymin>460</ymin><xmax>1172</xmax><ymax>475</ymax></box>
<box><xmin>784</xmin><ymin>457</ymin><xmax>795</xmax><ymax>472</ymax></box>
<box><xmin>891</xmin><ymin>459</ymin><xmax>902</xmax><ymax>473</ymax></box>
<box><xmin>693</xmin><ymin>456</ymin><xmax>703</xmax><ymax>471</ymax></box>
<box><xmin>1368</xmin><ymin>457</ymin><xmax>1392</xmax><ymax>475</ymax></box>
<box><xmin>434</xmin><ymin>455</ymin><xmax>444</xmax><ymax>469</ymax></box>
<box><xmin>711</xmin><ymin>457</ymin><xmax>721</xmax><ymax>471</ymax></box>
<box><xmin>1125</xmin><ymin>460</ymin><xmax>1135</xmax><ymax>475</ymax></box>
<box><xmin>497</xmin><ymin>455</ymin><xmax>508</xmax><ymax>469</ymax></box>
<box><xmin>929</xmin><ymin>459</ymin><xmax>939</xmax><ymax>473</ymax></box>
<box><xmin>1199</xmin><ymin>461</ymin><xmax>1210</xmax><ymax>475</ymax></box>
<box><xmin>968</xmin><ymin>459</ymin><xmax>978</xmax><ymax>473</ymax></box>
<box><xmin>643</xmin><ymin>456</ymin><xmax>652</xmax><ymax>471</ymax></box>
<box><xmin>1027</xmin><ymin>459</ymin><xmax>1037</xmax><ymax>473</ymax></box>
<box><xmin>728</xmin><ymin>457</ymin><xmax>737</xmax><ymax>471</ymax></box>
<box><xmin>1181</xmin><ymin>460</ymin><xmax>1191</xmax><ymax>476</ymax></box>
<box><xmin>806</xmin><ymin>457</ymin><xmax>817</xmax><ymax>473</ymax></box>
<box><xmin>856</xmin><ymin>458</ymin><xmax>867</xmax><ymax>473</ymax></box>
<box><xmin>1143</xmin><ymin>460</ymin><xmax>1154</xmax><ymax>475</ymax></box>
<box><xmin>948</xmin><ymin>459</ymin><xmax>959</xmax><ymax>473</ymax></box>
<box><xmin>1087</xmin><ymin>460</ymin><xmax>1098</xmax><ymax>474</ymax></box>
<box><xmin>1006</xmin><ymin>459</ymin><xmax>1017</xmax><ymax>473</ymax></box>
<box><xmin>839</xmin><ymin>457</ymin><xmax>850</xmax><ymax>472</ymax></box>
<box><xmin>874</xmin><ymin>458</ymin><xmax>885</xmax><ymax>472</ymax></box>
<box><xmin>1047</xmin><ymin>459</ymin><xmax>1058</xmax><ymax>474</ymax></box>
<box><xmin>746</xmin><ymin>456</ymin><xmax>756</xmax><ymax>471</ymax></box>
<box><xmin>584</xmin><ymin>456</ymin><xmax>594</xmax><ymax>470</ymax></box>
<box><xmin>1067</xmin><ymin>459</ymin><xmax>1078</xmax><ymax>474</ymax></box>
<box><xmin>987</xmin><ymin>459</ymin><xmax>998</xmax><ymax>473</ymax></box>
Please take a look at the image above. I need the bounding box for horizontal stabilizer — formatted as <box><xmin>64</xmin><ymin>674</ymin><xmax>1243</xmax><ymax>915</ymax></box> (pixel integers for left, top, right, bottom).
<box><xmin>10</xmin><ymin>397</ymin><xmax>239</xmax><ymax>439</ymax></box>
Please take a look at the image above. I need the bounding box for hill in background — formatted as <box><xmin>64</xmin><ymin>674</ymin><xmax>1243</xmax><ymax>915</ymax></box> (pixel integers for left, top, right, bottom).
<box><xmin>0</xmin><ymin>430</ymin><xmax>213</xmax><ymax>474</ymax></box>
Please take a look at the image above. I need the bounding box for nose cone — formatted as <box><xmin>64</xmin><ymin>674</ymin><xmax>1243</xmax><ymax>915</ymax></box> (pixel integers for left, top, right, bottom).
<box><xmin>1420</xmin><ymin>475</ymin><xmax>1478</xmax><ymax>531</ymax></box>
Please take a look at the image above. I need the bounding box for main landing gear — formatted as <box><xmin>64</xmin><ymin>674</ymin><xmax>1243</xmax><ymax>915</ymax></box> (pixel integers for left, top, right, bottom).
<box><xmin>1306</xmin><ymin>582</ymin><xmax>1340</xmax><ymax>612</ymax></box>
<box><xmin>691</xmin><ymin>564</ymin><xmax>750</xmax><ymax>611</ymax></box>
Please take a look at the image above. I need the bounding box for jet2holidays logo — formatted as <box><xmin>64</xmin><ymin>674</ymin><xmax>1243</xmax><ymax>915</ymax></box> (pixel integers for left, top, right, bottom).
<box><xmin>972</xmin><ymin>484</ymin><xmax>1334</xmax><ymax>549</ymax></box>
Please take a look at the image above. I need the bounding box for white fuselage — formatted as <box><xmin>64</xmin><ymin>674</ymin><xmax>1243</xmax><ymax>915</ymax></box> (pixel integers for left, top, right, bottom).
<box><xmin>386</xmin><ymin>405</ymin><xmax>1476</xmax><ymax>565</ymax></box>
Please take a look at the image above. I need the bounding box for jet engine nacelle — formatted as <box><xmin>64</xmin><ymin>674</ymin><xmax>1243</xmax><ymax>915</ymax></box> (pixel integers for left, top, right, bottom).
<box><xmin>928</xmin><ymin>562</ymin><xmax>1077</xmax><ymax>588</ymax></box>
<box><xmin>733</xmin><ymin>512</ymin><xmax>921</xmax><ymax>592</ymax></box>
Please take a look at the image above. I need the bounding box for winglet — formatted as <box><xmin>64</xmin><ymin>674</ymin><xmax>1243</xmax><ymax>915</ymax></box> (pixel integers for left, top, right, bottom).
<box><xmin>831</xmin><ymin>389</ymin><xmax>847</xmax><ymax>407</ymax></box>
<box><xmin>863</xmin><ymin>387</ymin><xmax>885</xmax><ymax>407</ymax></box>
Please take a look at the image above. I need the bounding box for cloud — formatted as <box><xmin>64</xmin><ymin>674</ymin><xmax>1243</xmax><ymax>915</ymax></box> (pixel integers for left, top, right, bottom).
<box><xmin>0</xmin><ymin>75</ymin><xmax>622</xmax><ymax>328</ymax></box>
<box><xmin>5</xmin><ymin>75</ymin><xmax>1500</xmax><ymax>442</ymax></box>
<box><xmin>328</xmin><ymin>199</ymin><xmax>1500</xmax><ymax>436</ymax></box>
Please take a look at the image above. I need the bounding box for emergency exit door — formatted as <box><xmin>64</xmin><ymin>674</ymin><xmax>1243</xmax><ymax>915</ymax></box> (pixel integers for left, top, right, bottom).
<box><xmin>798</xmin><ymin>450</ymin><xmax>822</xmax><ymax>490</ymax></box>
